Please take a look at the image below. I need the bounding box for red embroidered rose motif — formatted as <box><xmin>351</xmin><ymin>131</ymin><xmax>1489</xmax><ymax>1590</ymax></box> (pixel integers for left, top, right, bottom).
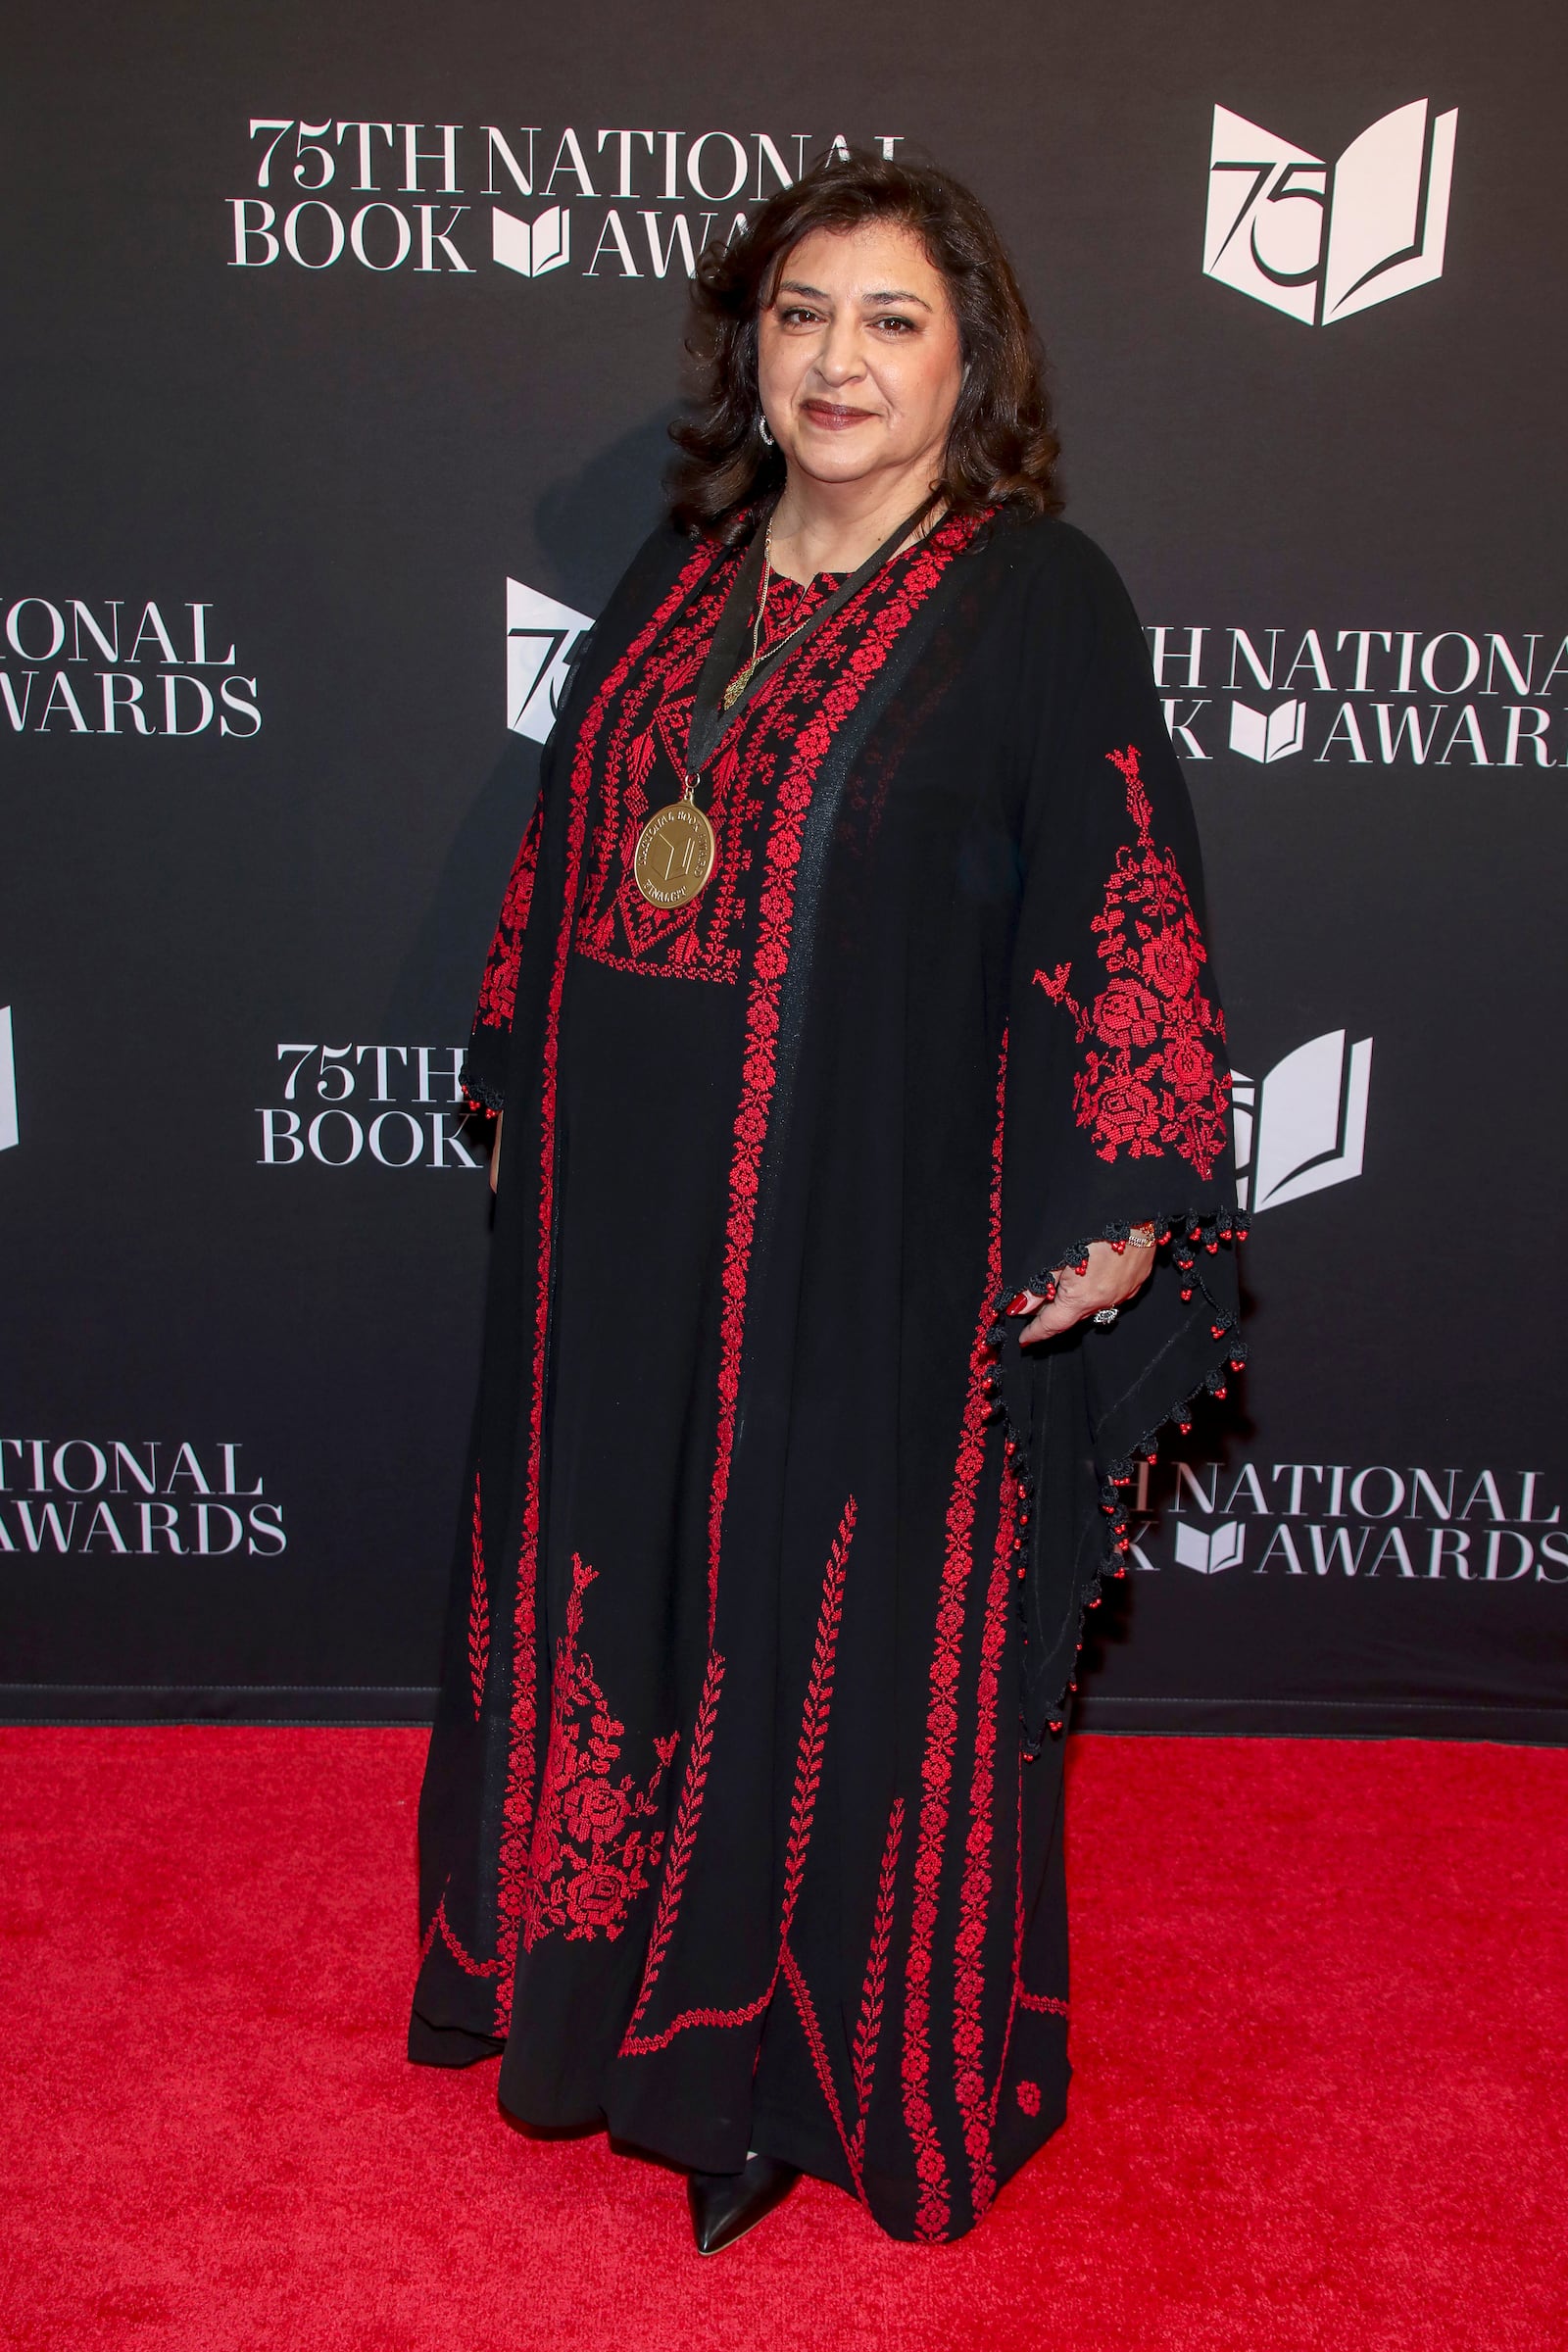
<box><xmin>528</xmin><ymin>1828</ymin><xmax>563</xmax><ymax>1883</ymax></box>
<box><xmin>1093</xmin><ymin>977</ymin><xmax>1160</xmax><ymax>1050</ymax></box>
<box><xmin>1091</xmin><ymin>1079</ymin><xmax>1160</xmax><ymax>1146</ymax></box>
<box><xmin>1015</xmin><ymin>2081</ymin><xmax>1042</xmax><ymax>2117</ymax></box>
<box><xmin>545</xmin><ymin>1721</ymin><xmax>571</xmax><ymax>1785</ymax></box>
<box><xmin>564</xmin><ymin>1776</ymin><xmax>629</xmax><ymax>1843</ymax></box>
<box><xmin>1033</xmin><ymin>745</ymin><xmax>1230</xmax><ymax>1182</ymax></box>
<box><xmin>1143</xmin><ymin>928</ymin><xmax>1198</xmax><ymax>1000</ymax></box>
<box><xmin>519</xmin><ymin>1556</ymin><xmax>678</xmax><ymax>1948</ymax></box>
<box><xmin>1163</xmin><ymin>1035</ymin><xmax>1213</xmax><ymax>1100</ymax></box>
<box><xmin>567</xmin><ymin>1868</ymin><xmax>633</xmax><ymax>1930</ymax></box>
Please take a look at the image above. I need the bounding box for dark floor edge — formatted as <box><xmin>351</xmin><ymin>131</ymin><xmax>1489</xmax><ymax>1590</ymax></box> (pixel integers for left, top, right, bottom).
<box><xmin>1</xmin><ymin>1688</ymin><xmax>1564</xmax><ymax>1742</ymax></box>
<box><xmin>0</xmin><ymin>1686</ymin><xmax>442</xmax><ymax>1725</ymax></box>
<box><xmin>1074</xmin><ymin>1695</ymin><xmax>1568</xmax><ymax>1744</ymax></box>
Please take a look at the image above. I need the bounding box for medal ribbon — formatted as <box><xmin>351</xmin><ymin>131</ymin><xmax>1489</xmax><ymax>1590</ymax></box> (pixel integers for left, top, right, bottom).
<box><xmin>630</xmin><ymin>493</ymin><xmax>940</xmax><ymax>912</ymax></box>
<box><xmin>681</xmin><ymin>493</ymin><xmax>940</xmax><ymax>784</ymax></box>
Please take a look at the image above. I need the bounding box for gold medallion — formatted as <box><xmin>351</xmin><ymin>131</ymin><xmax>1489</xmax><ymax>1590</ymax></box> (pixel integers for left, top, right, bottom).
<box><xmin>633</xmin><ymin>798</ymin><xmax>716</xmax><ymax>908</ymax></box>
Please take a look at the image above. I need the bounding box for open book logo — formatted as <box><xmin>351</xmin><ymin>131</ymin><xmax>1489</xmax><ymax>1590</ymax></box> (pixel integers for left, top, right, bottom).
<box><xmin>1229</xmin><ymin>698</ymin><xmax>1305</xmax><ymax>762</ymax></box>
<box><xmin>1232</xmin><ymin>1029</ymin><xmax>1372</xmax><ymax>1212</ymax></box>
<box><xmin>492</xmin><ymin>204</ymin><xmax>571</xmax><ymax>279</ymax></box>
<box><xmin>506</xmin><ymin>579</ymin><xmax>594</xmax><ymax>743</ymax></box>
<box><xmin>1173</xmin><ymin>1520</ymin><xmax>1246</xmax><ymax>1575</ymax></box>
<box><xmin>1203</xmin><ymin>99</ymin><xmax>1457</xmax><ymax>324</ymax></box>
<box><xmin>0</xmin><ymin>1008</ymin><xmax>16</xmax><ymax>1152</ymax></box>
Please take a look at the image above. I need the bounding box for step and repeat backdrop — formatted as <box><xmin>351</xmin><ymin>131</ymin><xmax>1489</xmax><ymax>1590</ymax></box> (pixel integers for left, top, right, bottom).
<box><xmin>3</xmin><ymin>0</ymin><xmax>1564</xmax><ymax>1735</ymax></box>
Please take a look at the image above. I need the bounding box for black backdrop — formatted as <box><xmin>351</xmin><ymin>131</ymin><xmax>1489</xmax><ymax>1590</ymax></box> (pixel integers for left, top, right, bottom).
<box><xmin>4</xmin><ymin>0</ymin><xmax>1564</xmax><ymax>1739</ymax></box>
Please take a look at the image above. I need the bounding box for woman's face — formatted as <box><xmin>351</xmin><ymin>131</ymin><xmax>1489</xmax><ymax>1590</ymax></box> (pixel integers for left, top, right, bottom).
<box><xmin>757</xmin><ymin>220</ymin><xmax>963</xmax><ymax>497</ymax></box>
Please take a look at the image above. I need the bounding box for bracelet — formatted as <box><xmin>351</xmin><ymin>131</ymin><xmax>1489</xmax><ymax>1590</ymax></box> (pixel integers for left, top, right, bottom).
<box><xmin>1108</xmin><ymin>1223</ymin><xmax>1157</xmax><ymax>1255</ymax></box>
<box><xmin>1098</xmin><ymin>1222</ymin><xmax>1156</xmax><ymax>1316</ymax></box>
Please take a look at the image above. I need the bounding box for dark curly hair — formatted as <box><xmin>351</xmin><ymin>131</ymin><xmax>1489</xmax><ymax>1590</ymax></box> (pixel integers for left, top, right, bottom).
<box><xmin>668</xmin><ymin>150</ymin><xmax>1061</xmax><ymax>542</ymax></box>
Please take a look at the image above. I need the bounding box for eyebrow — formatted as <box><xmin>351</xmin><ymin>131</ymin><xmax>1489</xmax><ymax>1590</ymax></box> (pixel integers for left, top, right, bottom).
<box><xmin>776</xmin><ymin>278</ymin><xmax>933</xmax><ymax>311</ymax></box>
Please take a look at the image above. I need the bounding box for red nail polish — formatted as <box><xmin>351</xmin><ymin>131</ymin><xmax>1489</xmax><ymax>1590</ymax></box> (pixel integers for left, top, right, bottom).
<box><xmin>1005</xmin><ymin>1293</ymin><xmax>1031</xmax><ymax>1315</ymax></box>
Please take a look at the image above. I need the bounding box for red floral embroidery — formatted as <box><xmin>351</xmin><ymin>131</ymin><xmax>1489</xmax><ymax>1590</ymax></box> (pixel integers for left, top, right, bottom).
<box><xmin>574</xmin><ymin>566</ymin><xmax>847</xmax><ymax>988</ymax></box>
<box><xmin>619</xmin><ymin>1989</ymin><xmax>772</xmax><ymax>2056</ymax></box>
<box><xmin>475</xmin><ymin>788</ymin><xmax>546</xmax><ymax>1032</ymax></box>
<box><xmin>987</xmin><ymin>1756</ymin><xmax>1028</xmax><ymax>2133</ymax></box>
<box><xmin>1034</xmin><ymin>744</ymin><xmax>1230</xmax><ymax>1182</ymax></box>
<box><xmin>780</xmin><ymin>1938</ymin><xmax>856</xmax><ymax>2175</ymax></box>
<box><xmin>491</xmin><ymin>540</ymin><xmax>713</xmax><ymax>2034</ymax></box>
<box><xmin>520</xmin><ymin>1554</ymin><xmax>678</xmax><ymax>1948</ymax></box>
<box><xmin>903</xmin><ymin>1030</ymin><xmax>1007</xmax><ymax>2244</ymax></box>
<box><xmin>988</xmin><ymin>1757</ymin><xmax>1071</xmax><ymax>2134</ymax></box>
<box><xmin>494</xmin><ymin>520</ymin><xmax>979</xmax><ymax>2043</ymax></box>
<box><xmin>416</xmin><ymin>1888</ymin><xmax>503</xmax><ymax>1980</ymax></box>
<box><xmin>849</xmin><ymin>1796</ymin><xmax>905</xmax><ymax>2177</ymax></box>
<box><xmin>1017</xmin><ymin>1987</ymin><xmax>1069</xmax><ymax>2017</ymax></box>
<box><xmin>707</xmin><ymin>516</ymin><xmax>981</xmax><ymax>1640</ymax></box>
<box><xmin>1015</xmin><ymin>2080</ymin><xmax>1041</xmax><ymax>2117</ymax></box>
<box><xmin>620</xmin><ymin>1498</ymin><xmax>856</xmax><ymax>2087</ymax></box>
<box><xmin>770</xmin><ymin>1499</ymin><xmax>866</xmax><ymax>2200</ymax></box>
<box><xmin>619</xmin><ymin>1644</ymin><xmax>727</xmax><ymax>2042</ymax></box>
<box><xmin>953</xmin><ymin>1463</ymin><xmax>1017</xmax><ymax>2217</ymax></box>
<box><xmin>467</xmin><ymin>1472</ymin><xmax>488</xmax><ymax>1719</ymax></box>
<box><xmin>781</xmin><ymin>1496</ymin><xmax>853</xmax><ymax>1927</ymax></box>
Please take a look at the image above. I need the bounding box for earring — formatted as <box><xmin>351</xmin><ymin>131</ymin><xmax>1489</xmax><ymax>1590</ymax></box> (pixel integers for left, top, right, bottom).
<box><xmin>758</xmin><ymin>415</ymin><xmax>774</xmax><ymax>447</ymax></box>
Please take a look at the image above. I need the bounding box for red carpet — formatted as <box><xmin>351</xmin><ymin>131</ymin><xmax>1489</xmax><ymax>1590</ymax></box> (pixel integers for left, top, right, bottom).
<box><xmin>1</xmin><ymin>1730</ymin><xmax>1563</xmax><ymax>2351</ymax></box>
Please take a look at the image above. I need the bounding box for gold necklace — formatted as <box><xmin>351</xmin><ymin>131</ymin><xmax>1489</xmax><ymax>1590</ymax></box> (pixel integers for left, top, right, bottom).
<box><xmin>718</xmin><ymin>520</ymin><xmax>820</xmax><ymax>710</ymax></box>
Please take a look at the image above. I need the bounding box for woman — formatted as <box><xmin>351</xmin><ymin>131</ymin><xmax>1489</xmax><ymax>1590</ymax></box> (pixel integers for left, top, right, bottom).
<box><xmin>411</xmin><ymin>152</ymin><xmax>1243</xmax><ymax>2251</ymax></box>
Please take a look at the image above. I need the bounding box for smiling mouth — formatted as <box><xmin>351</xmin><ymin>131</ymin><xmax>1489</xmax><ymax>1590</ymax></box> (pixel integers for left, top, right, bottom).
<box><xmin>800</xmin><ymin>401</ymin><xmax>877</xmax><ymax>428</ymax></box>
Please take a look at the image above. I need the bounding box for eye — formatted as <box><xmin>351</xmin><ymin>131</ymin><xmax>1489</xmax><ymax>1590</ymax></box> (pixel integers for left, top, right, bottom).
<box><xmin>870</xmin><ymin>313</ymin><xmax>918</xmax><ymax>335</ymax></box>
<box><xmin>777</xmin><ymin>305</ymin><xmax>824</xmax><ymax>327</ymax></box>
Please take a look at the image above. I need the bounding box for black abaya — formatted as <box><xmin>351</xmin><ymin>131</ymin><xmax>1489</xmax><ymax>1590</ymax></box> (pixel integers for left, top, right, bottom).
<box><xmin>410</xmin><ymin>508</ymin><xmax>1243</xmax><ymax>2241</ymax></box>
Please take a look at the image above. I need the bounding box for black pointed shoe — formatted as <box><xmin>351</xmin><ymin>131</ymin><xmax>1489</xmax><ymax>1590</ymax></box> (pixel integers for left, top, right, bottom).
<box><xmin>687</xmin><ymin>2153</ymin><xmax>802</xmax><ymax>2254</ymax></box>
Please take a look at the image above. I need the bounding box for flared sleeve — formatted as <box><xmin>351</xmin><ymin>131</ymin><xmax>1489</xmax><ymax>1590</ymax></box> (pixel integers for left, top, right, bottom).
<box><xmin>461</xmin><ymin>768</ymin><xmax>549</xmax><ymax>1115</ymax></box>
<box><xmin>996</xmin><ymin>530</ymin><xmax>1246</xmax><ymax>1743</ymax></box>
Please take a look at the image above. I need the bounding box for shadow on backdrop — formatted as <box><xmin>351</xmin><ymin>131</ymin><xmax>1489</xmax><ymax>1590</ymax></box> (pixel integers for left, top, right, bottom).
<box><xmin>382</xmin><ymin>408</ymin><xmax>678</xmax><ymax>1041</ymax></box>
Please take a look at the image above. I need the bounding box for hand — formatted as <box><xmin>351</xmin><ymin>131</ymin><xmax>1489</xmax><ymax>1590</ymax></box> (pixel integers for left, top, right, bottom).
<box><xmin>1010</xmin><ymin>1234</ymin><xmax>1155</xmax><ymax>1345</ymax></box>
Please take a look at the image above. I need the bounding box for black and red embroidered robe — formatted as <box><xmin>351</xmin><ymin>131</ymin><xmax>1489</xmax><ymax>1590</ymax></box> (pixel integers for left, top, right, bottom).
<box><xmin>410</xmin><ymin>507</ymin><xmax>1242</xmax><ymax>2242</ymax></box>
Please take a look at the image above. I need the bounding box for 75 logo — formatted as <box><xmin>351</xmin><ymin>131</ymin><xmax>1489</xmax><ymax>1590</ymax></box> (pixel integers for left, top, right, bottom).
<box><xmin>1202</xmin><ymin>99</ymin><xmax>1457</xmax><ymax>325</ymax></box>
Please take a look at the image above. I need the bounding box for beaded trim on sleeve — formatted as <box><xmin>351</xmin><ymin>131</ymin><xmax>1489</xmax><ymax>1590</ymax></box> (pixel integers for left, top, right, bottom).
<box><xmin>981</xmin><ymin>1210</ymin><xmax>1248</xmax><ymax>1744</ymax></box>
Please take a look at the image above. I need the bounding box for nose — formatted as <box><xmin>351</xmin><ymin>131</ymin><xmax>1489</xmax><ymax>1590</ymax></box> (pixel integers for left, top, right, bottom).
<box><xmin>812</xmin><ymin>312</ymin><xmax>866</xmax><ymax>387</ymax></box>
